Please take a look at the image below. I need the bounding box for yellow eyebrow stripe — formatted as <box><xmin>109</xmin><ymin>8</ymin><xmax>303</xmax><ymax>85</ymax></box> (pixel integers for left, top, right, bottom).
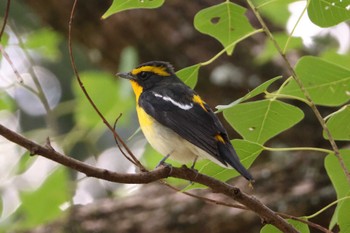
<box><xmin>131</xmin><ymin>65</ymin><xmax>170</xmax><ymax>76</ymax></box>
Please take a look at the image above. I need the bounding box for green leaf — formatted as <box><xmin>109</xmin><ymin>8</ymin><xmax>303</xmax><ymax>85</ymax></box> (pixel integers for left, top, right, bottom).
<box><xmin>0</xmin><ymin>92</ymin><xmax>14</xmax><ymax>111</ymax></box>
<box><xmin>308</xmin><ymin>0</ymin><xmax>350</xmax><ymax>27</ymax></box>
<box><xmin>25</xmin><ymin>28</ymin><xmax>62</xmax><ymax>61</ymax></box>
<box><xmin>256</xmin><ymin>33</ymin><xmax>303</xmax><ymax>64</ymax></box>
<box><xmin>251</xmin><ymin>0</ymin><xmax>295</xmax><ymax>27</ymax></box>
<box><xmin>260</xmin><ymin>219</ymin><xmax>309</xmax><ymax>233</ymax></box>
<box><xmin>0</xmin><ymin>32</ymin><xmax>9</xmax><ymax>62</ymax></box>
<box><xmin>73</xmin><ymin>71</ymin><xmax>133</xmax><ymax>128</ymax></box>
<box><xmin>16</xmin><ymin>152</ymin><xmax>35</xmax><ymax>174</ymax></box>
<box><xmin>184</xmin><ymin>139</ymin><xmax>262</xmax><ymax>190</ymax></box>
<box><xmin>194</xmin><ymin>2</ymin><xmax>256</xmax><ymax>55</ymax></box>
<box><xmin>0</xmin><ymin>32</ymin><xmax>9</xmax><ymax>44</ymax></box>
<box><xmin>260</xmin><ymin>223</ymin><xmax>281</xmax><ymax>233</ymax></box>
<box><xmin>325</xmin><ymin>150</ymin><xmax>350</xmax><ymax>200</ymax></box>
<box><xmin>216</xmin><ymin>76</ymin><xmax>282</xmax><ymax>112</ymax></box>
<box><xmin>321</xmin><ymin>50</ymin><xmax>350</xmax><ymax>70</ymax></box>
<box><xmin>338</xmin><ymin>195</ymin><xmax>350</xmax><ymax>233</ymax></box>
<box><xmin>288</xmin><ymin>219</ymin><xmax>310</xmax><ymax>233</ymax></box>
<box><xmin>103</xmin><ymin>0</ymin><xmax>164</xmax><ymax>18</ymax></box>
<box><xmin>324</xmin><ymin>106</ymin><xmax>350</xmax><ymax>141</ymax></box>
<box><xmin>176</xmin><ymin>64</ymin><xmax>200</xmax><ymax>89</ymax></box>
<box><xmin>325</xmin><ymin>150</ymin><xmax>350</xmax><ymax>229</ymax></box>
<box><xmin>16</xmin><ymin>167</ymin><xmax>69</xmax><ymax>229</ymax></box>
<box><xmin>243</xmin><ymin>76</ymin><xmax>282</xmax><ymax>101</ymax></box>
<box><xmin>0</xmin><ymin>33</ymin><xmax>9</xmax><ymax>60</ymax></box>
<box><xmin>279</xmin><ymin>56</ymin><xmax>350</xmax><ymax>106</ymax></box>
<box><xmin>142</xmin><ymin>144</ymin><xmax>181</xmax><ymax>169</ymax></box>
<box><xmin>224</xmin><ymin>100</ymin><xmax>304</xmax><ymax>144</ymax></box>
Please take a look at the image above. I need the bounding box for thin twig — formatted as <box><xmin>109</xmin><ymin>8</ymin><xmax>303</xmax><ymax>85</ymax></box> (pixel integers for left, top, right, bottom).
<box><xmin>0</xmin><ymin>46</ymin><xmax>23</xmax><ymax>83</ymax></box>
<box><xmin>0</xmin><ymin>0</ymin><xmax>11</xmax><ymax>41</ymax></box>
<box><xmin>282</xmin><ymin>1</ymin><xmax>309</xmax><ymax>54</ymax></box>
<box><xmin>113</xmin><ymin>114</ymin><xmax>139</xmax><ymax>167</ymax></box>
<box><xmin>165</xmin><ymin>183</ymin><xmax>332</xmax><ymax>233</ymax></box>
<box><xmin>67</xmin><ymin>0</ymin><xmax>141</xmax><ymax>168</ymax></box>
<box><xmin>277</xmin><ymin>212</ymin><xmax>333</xmax><ymax>233</ymax></box>
<box><xmin>11</xmin><ymin>26</ymin><xmax>59</xmax><ymax>131</ymax></box>
<box><xmin>246</xmin><ymin>0</ymin><xmax>350</xmax><ymax>185</ymax></box>
<box><xmin>161</xmin><ymin>180</ymin><xmax>246</xmax><ymax>209</ymax></box>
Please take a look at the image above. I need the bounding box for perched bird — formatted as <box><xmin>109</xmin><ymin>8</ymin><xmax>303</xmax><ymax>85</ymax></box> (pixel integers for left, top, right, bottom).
<box><xmin>117</xmin><ymin>61</ymin><xmax>253</xmax><ymax>181</ymax></box>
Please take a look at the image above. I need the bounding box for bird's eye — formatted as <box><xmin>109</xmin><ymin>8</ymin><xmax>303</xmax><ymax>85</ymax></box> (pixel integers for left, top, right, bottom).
<box><xmin>139</xmin><ymin>72</ymin><xmax>149</xmax><ymax>80</ymax></box>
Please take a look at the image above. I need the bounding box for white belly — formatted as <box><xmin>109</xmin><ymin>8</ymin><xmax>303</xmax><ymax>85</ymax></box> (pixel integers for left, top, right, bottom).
<box><xmin>136</xmin><ymin>106</ymin><xmax>214</xmax><ymax>164</ymax></box>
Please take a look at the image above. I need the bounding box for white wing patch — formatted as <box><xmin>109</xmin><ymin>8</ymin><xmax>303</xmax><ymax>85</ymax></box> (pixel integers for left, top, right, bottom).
<box><xmin>153</xmin><ymin>92</ymin><xmax>193</xmax><ymax>110</ymax></box>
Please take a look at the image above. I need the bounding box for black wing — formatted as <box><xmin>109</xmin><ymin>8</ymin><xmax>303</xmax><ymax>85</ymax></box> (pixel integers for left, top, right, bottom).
<box><xmin>140</xmin><ymin>86</ymin><xmax>218</xmax><ymax>154</ymax></box>
<box><xmin>139</xmin><ymin>83</ymin><xmax>253</xmax><ymax>181</ymax></box>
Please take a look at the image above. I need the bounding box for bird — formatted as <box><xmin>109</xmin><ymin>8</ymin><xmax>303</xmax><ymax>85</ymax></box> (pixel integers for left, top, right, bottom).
<box><xmin>117</xmin><ymin>61</ymin><xmax>253</xmax><ymax>181</ymax></box>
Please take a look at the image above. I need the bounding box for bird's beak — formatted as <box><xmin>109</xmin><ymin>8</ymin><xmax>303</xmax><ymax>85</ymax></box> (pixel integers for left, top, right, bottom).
<box><xmin>116</xmin><ymin>72</ymin><xmax>134</xmax><ymax>80</ymax></box>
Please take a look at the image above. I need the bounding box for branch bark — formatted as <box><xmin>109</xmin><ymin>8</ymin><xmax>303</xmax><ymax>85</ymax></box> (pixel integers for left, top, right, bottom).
<box><xmin>0</xmin><ymin>124</ymin><xmax>298</xmax><ymax>233</ymax></box>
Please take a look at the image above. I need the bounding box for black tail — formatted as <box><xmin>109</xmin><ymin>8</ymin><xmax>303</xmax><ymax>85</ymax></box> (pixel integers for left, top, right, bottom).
<box><xmin>217</xmin><ymin>142</ymin><xmax>254</xmax><ymax>181</ymax></box>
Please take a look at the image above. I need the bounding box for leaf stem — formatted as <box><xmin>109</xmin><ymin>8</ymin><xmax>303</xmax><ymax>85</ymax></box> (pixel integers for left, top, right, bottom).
<box><xmin>200</xmin><ymin>28</ymin><xmax>264</xmax><ymax>66</ymax></box>
<box><xmin>256</xmin><ymin>0</ymin><xmax>279</xmax><ymax>9</ymax></box>
<box><xmin>323</xmin><ymin>105</ymin><xmax>348</xmax><ymax>121</ymax></box>
<box><xmin>247</xmin><ymin>0</ymin><xmax>350</xmax><ymax>185</ymax></box>
<box><xmin>1</xmin><ymin>24</ymin><xmax>59</xmax><ymax>132</ymax></box>
<box><xmin>265</xmin><ymin>92</ymin><xmax>312</xmax><ymax>106</ymax></box>
<box><xmin>268</xmin><ymin>76</ymin><xmax>293</xmax><ymax>101</ymax></box>
<box><xmin>263</xmin><ymin>146</ymin><xmax>333</xmax><ymax>154</ymax></box>
<box><xmin>304</xmin><ymin>196</ymin><xmax>350</xmax><ymax>219</ymax></box>
<box><xmin>283</xmin><ymin>1</ymin><xmax>309</xmax><ymax>54</ymax></box>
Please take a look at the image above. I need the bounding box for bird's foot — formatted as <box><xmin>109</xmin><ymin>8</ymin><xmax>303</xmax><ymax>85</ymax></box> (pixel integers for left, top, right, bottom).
<box><xmin>156</xmin><ymin>153</ymin><xmax>172</xmax><ymax>168</ymax></box>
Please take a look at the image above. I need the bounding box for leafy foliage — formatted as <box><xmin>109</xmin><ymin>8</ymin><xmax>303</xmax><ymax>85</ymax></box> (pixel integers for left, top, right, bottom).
<box><xmin>308</xmin><ymin>0</ymin><xmax>350</xmax><ymax>27</ymax></box>
<box><xmin>14</xmin><ymin>168</ymin><xmax>69</xmax><ymax>230</ymax></box>
<box><xmin>224</xmin><ymin>99</ymin><xmax>304</xmax><ymax>144</ymax></box>
<box><xmin>73</xmin><ymin>71</ymin><xmax>133</xmax><ymax>128</ymax></box>
<box><xmin>338</xmin><ymin>196</ymin><xmax>350</xmax><ymax>232</ymax></box>
<box><xmin>261</xmin><ymin>219</ymin><xmax>310</xmax><ymax>233</ymax></box>
<box><xmin>25</xmin><ymin>28</ymin><xmax>62</xmax><ymax>61</ymax></box>
<box><xmin>325</xmin><ymin>150</ymin><xmax>350</xmax><ymax>229</ymax></box>
<box><xmin>103</xmin><ymin>0</ymin><xmax>164</xmax><ymax>18</ymax></box>
<box><xmin>194</xmin><ymin>2</ymin><xmax>256</xmax><ymax>55</ymax></box>
<box><xmin>256</xmin><ymin>33</ymin><xmax>303</xmax><ymax>64</ymax></box>
<box><xmin>176</xmin><ymin>64</ymin><xmax>200</xmax><ymax>89</ymax></box>
<box><xmin>216</xmin><ymin>76</ymin><xmax>282</xmax><ymax>111</ymax></box>
<box><xmin>1</xmin><ymin>0</ymin><xmax>350</xmax><ymax>232</ymax></box>
<box><xmin>324</xmin><ymin>106</ymin><xmax>350</xmax><ymax>141</ymax></box>
<box><xmin>185</xmin><ymin>139</ymin><xmax>263</xmax><ymax>190</ymax></box>
<box><xmin>251</xmin><ymin>0</ymin><xmax>295</xmax><ymax>27</ymax></box>
<box><xmin>280</xmin><ymin>56</ymin><xmax>350</xmax><ymax>106</ymax></box>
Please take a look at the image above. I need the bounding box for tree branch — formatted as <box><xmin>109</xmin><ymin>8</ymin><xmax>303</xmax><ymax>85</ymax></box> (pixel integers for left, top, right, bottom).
<box><xmin>0</xmin><ymin>123</ymin><xmax>298</xmax><ymax>233</ymax></box>
<box><xmin>0</xmin><ymin>124</ymin><xmax>168</xmax><ymax>184</ymax></box>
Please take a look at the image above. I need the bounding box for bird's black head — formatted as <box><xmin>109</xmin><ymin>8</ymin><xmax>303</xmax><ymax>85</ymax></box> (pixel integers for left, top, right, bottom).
<box><xmin>117</xmin><ymin>61</ymin><xmax>177</xmax><ymax>90</ymax></box>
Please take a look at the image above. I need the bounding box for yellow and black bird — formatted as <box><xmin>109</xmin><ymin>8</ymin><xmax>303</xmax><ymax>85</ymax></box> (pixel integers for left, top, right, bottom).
<box><xmin>117</xmin><ymin>61</ymin><xmax>253</xmax><ymax>181</ymax></box>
